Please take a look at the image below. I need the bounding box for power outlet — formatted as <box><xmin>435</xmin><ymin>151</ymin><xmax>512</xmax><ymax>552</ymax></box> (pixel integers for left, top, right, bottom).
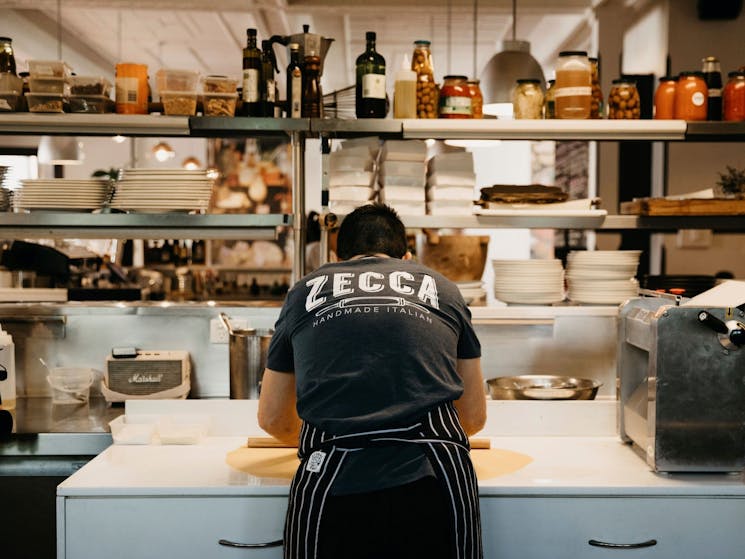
<box><xmin>210</xmin><ymin>317</ymin><xmax>249</xmax><ymax>344</ymax></box>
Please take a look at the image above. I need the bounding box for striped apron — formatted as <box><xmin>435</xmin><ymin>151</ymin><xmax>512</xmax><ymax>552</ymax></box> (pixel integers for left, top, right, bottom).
<box><xmin>283</xmin><ymin>401</ymin><xmax>482</xmax><ymax>559</ymax></box>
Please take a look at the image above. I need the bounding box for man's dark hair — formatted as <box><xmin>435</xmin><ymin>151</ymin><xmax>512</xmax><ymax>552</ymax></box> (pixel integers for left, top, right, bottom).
<box><xmin>336</xmin><ymin>203</ymin><xmax>407</xmax><ymax>260</ymax></box>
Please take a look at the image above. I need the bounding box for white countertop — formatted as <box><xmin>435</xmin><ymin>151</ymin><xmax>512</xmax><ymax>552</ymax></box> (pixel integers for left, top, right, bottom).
<box><xmin>57</xmin><ymin>399</ymin><xmax>745</xmax><ymax>499</ymax></box>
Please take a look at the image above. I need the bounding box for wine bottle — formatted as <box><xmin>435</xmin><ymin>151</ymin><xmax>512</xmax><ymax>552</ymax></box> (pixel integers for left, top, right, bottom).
<box><xmin>286</xmin><ymin>43</ymin><xmax>303</xmax><ymax>118</ymax></box>
<box><xmin>355</xmin><ymin>31</ymin><xmax>386</xmax><ymax>118</ymax></box>
<box><xmin>260</xmin><ymin>40</ymin><xmax>277</xmax><ymax>117</ymax></box>
<box><xmin>241</xmin><ymin>28</ymin><xmax>262</xmax><ymax>116</ymax></box>
<box><xmin>702</xmin><ymin>56</ymin><xmax>723</xmax><ymax>121</ymax></box>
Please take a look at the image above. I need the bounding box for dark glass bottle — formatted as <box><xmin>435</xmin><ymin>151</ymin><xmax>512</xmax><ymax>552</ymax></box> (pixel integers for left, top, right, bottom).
<box><xmin>0</xmin><ymin>37</ymin><xmax>17</xmax><ymax>75</ymax></box>
<box><xmin>260</xmin><ymin>40</ymin><xmax>277</xmax><ymax>117</ymax></box>
<box><xmin>241</xmin><ymin>28</ymin><xmax>262</xmax><ymax>117</ymax></box>
<box><xmin>355</xmin><ymin>31</ymin><xmax>386</xmax><ymax>118</ymax></box>
<box><xmin>302</xmin><ymin>55</ymin><xmax>322</xmax><ymax>118</ymax></box>
<box><xmin>702</xmin><ymin>56</ymin><xmax>723</xmax><ymax>120</ymax></box>
<box><xmin>286</xmin><ymin>43</ymin><xmax>303</xmax><ymax>118</ymax></box>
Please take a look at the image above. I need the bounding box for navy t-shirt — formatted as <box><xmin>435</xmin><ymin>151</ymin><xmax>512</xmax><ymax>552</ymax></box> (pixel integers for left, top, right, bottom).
<box><xmin>267</xmin><ymin>256</ymin><xmax>481</xmax><ymax>493</ymax></box>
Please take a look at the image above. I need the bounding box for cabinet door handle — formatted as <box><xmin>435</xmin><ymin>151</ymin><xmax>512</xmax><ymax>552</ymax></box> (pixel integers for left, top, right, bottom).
<box><xmin>218</xmin><ymin>538</ymin><xmax>283</xmax><ymax>549</ymax></box>
<box><xmin>588</xmin><ymin>538</ymin><xmax>657</xmax><ymax>549</ymax></box>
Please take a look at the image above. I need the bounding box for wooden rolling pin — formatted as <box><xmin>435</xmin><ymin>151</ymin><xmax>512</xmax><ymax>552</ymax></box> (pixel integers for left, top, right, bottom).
<box><xmin>246</xmin><ymin>436</ymin><xmax>491</xmax><ymax>449</ymax></box>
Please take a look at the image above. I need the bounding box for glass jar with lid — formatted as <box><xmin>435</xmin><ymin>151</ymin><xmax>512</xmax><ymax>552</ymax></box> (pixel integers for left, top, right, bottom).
<box><xmin>467</xmin><ymin>79</ymin><xmax>483</xmax><ymax>118</ymax></box>
<box><xmin>554</xmin><ymin>50</ymin><xmax>591</xmax><ymax>119</ymax></box>
<box><xmin>512</xmin><ymin>79</ymin><xmax>544</xmax><ymax>119</ymax></box>
<box><xmin>0</xmin><ymin>37</ymin><xmax>17</xmax><ymax>75</ymax></box>
<box><xmin>608</xmin><ymin>79</ymin><xmax>640</xmax><ymax>119</ymax></box>
<box><xmin>654</xmin><ymin>76</ymin><xmax>678</xmax><ymax>119</ymax></box>
<box><xmin>723</xmin><ymin>71</ymin><xmax>745</xmax><ymax>122</ymax></box>
<box><xmin>412</xmin><ymin>40</ymin><xmax>438</xmax><ymax>119</ymax></box>
<box><xmin>589</xmin><ymin>57</ymin><xmax>603</xmax><ymax>118</ymax></box>
<box><xmin>438</xmin><ymin>75</ymin><xmax>471</xmax><ymax>118</ymax></box>
<box><xmin>674</xmin><ymin>72</ymin><xmax>707</xmax><ymax>120</ymax></box>
<box><xmin>543</xmin><ymin>79</ymin><xmax>555</xmax><ymax>118</ymax></box>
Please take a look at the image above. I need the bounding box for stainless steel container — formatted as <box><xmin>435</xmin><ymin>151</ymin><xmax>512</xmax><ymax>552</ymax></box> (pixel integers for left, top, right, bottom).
<box><xmin>222</xmin><ymin>314</ymin><xmax>273</xmax><ymax>399</ymax></box>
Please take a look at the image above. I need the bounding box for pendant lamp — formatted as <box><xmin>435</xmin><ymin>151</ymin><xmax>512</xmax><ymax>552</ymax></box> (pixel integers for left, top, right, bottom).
<box><xmin>37</xmin><ymin>136</ymin><xmax>84</xmax><ymax>165</ymax></box>
<box><xmin>479</xmin><ymin>0</ymin><xmax>545</xmax><ymax>116</ymax></box>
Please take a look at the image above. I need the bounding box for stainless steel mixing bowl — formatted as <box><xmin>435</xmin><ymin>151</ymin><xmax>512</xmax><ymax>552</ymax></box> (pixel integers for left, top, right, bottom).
<box><xmin>486</xmin><ymin>375</ymin><xmax>601</xmax><ymax>400</ymax></box>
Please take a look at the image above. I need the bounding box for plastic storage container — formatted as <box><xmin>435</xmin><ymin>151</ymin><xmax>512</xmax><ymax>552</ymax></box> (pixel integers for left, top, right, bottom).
<box><xmin>47</xmin><ymin>367</ymin><xmax>94</xmax><ymax>405</ymax></box>
<box><xmin>109</xmin><ymin>415</ymin><xmax>158</xmax><ymax>445</ymax></box>
<box><xmin>0</xmin><ymin>91</ymin><xmax>21</xmax><ymax>112</ymax></box>
<box><xmin>70</xmin><ymin>75</ymin><xmax>112</xmax><ymax>96</ymax></box>
<box><xmin>28</xmin><ymin>60</ymin><xmax>72</xmax><ymax>78</ymax></box>
<box><xmin>202</xmin><ymin>75</ymin><xmax>238</xmax><ymax>93</ymax></box>
<box><xmin>202</xmin><ymin>92</ymin><xmax>238</xmax><ymax>116</ymax></box>
<box><xmin>69</xmin><ymin>95</ymin><xmax>115</xmax><ymax>113</ymax></box>
<box><xmin>29</xmin><ymin>77</ymin><xmax>69</xmax><ymax>95</ymax></box>
<box><xmin>0</xmin><ymin>73</ymin><xmax>22</xmax><ymax>93</ymax></box>
<box><xmin>157</xmin><ymin>414</ymin><xmax>211</xmax><ymax>444</ymax></box>
<box><xmin>393</xmin><ymin>55</ymin><xmax>417</xmax><ymax>119</ymax></box>
<box><xmin>0</xmin><ymin>326</ymin><xmax>15</xmax><ymax>411</ymax></box>
<box><xmin>156</xmin><ymin>69</ymin><xmax>199</xmax><ymax>93</ymax></box>
<box><xmin>160</xmin><ymin>91</ymin><xmax>197</xmax><ymax>115</ymax></box>
<box><xmin>25</xmin><ymin>92</ymin><xmax>66</xmax><ymax>113</ymax></box>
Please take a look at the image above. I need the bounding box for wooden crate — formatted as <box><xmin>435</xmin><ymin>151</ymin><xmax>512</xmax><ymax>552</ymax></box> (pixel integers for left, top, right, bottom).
<box><xmin>620</xmin><ymin>197</ymin><xmax>745</xmax><ymax>216</ymax></box>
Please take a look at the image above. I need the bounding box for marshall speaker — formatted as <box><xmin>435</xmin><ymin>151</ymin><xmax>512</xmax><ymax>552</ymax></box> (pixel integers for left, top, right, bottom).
<box><xmin>102</xmin><ymin>350</ymin><xmax>191</xmax><ymax>402</ymax></box>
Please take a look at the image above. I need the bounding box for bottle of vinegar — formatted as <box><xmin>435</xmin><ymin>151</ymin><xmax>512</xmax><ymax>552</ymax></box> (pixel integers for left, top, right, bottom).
<box><xmin>260</xmin><ymin>39</ymin><xmax>277</xmax><ymax>117</ymax></box>
<box><xmin>355</xmin><ymin>31</ymin><xmax>386</xmax><ymax>118</ymax></box>
<box><xmin>241</xmin><ymin>28</ymin><xmax>262</xmax><ymax>116</ymax></box>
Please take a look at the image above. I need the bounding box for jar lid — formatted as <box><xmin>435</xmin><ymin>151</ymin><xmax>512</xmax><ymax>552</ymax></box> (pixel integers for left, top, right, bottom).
<box><xmin>559</xmin><ymin>50</ymin><xmax>588</xmax><ymax>57</ymax></box>
<box><xmin>659</xmin><ymin>75</ymin><xmax>678</xmax><ymax>82</ymax></box>
<box><xmin>612</xmin><ymin>78</ymin><xmax>636</xmax><ymax>84</ymax></box>
<box><xmin>516</xmin><ymin>78</ymin><xmax>541</xmax><ymax>84</ymax></box>
<box><xmin>414</xmin><ymin>40</ymin><xmax>431</xmax><ymax>46</ymax></box>
<box><xmin>728</xmin><ymin>71</ymin><xmax>745</xmax><ymax>78</ymax></box>
<box><xmin>679</xmin><ymin>71</ymin><xmax>704</xmax><ymax>77</ymax></box>
<box><xmin>467</xmin><ymin>79</ymin><xmax>480</xmax><ymax>84</ymax></box>
<box><xmin>443</xmin><ymin>75</ymin><xmax>468</xmax><ymax>80</ymax></box>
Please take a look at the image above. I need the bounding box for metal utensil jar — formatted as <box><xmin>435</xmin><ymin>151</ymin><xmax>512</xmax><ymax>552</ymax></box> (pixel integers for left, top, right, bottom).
<box><xmin>228</xmin><ymin>327</ymin><xmax>273</xmax><ymax>399</ymax></box>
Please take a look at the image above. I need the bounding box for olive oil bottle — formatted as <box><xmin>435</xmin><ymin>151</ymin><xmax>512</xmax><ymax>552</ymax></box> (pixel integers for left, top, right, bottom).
<box><xmin>286</xmin><ymin>43</ymin><xmax>303</xmax><ymax>118</ymax></box>
<box><xmin>355</xmin><ymin>31</ymin><xmax>386</xmax><ymax>118</ymax></box>
<box><xmin>241</xmin><ymin>28</ymin><xmax>262</xmax><ymax>116</ymax></box>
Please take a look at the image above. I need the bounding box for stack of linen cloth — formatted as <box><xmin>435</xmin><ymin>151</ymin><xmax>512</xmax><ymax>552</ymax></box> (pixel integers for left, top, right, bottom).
<box><xmin>426</xmin><ymin>152</ymin><xmax>477</xmax><ymax>216</ymax></box>
<box><xmin>328</xmin><ymin>137</ymin><xmax>379</xmax><ymax>214</ymax></box>
<box><xmin>378</xmin><ymin>140</ymin><xmax>428</xmax><ymax>216</ymax></box>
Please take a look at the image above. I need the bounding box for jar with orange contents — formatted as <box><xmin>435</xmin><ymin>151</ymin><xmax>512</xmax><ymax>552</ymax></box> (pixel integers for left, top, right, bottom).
<box><xmin>467</xmin><ymin>79</ymin><xmax>483</xmax><ymax>118</ymax></box>
<box><xmin>438</xmin><ymin>75</ymin><xmax>472</xmax><ymax>118</ymax></box>
<box><xmin>654</xmin><ymin>75</ymin><xmax>677</xmax><ymax>119</ymax></box>
<box><xmin>674</xmin><ymin>72</ymin><xmax>707</xmax><ymax>121</ymax></box>
<box><xmin>723</xmin><ymin>71</ymin><xmax>745</xmax><ymax>122</ymax></box>
<box><xmin>411</xmin><ymin>40</ymin><xmax>438</xmax><ymax>119</ymax></box>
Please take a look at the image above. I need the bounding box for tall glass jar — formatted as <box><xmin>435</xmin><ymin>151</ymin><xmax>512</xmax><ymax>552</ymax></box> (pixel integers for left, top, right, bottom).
<box><xmin>411</xmin><ymin>40</ymin><xmax>438</xmax><ymax>119</ymax></box>
<box><xmin>555</xmin><ymin>50</ymin><xmax>591</xmax><ymax>119</ymax></box>
<box><xmin>654</xmin><ymin>76</ymin><xmax>678</xmax><ymax>119</ymax></box>
<box><xmin>0</xmin><ymin>37</ymin><xmax>17</xmax><ymax>75</ymax></box>
<box><xmin>543</xmin><ymin>79</ymin><xmax>555</xmax><ymax>118</ymax></box>
<box><xmin>608</xmin><ymin>79</ymin><xmax>640</xmax><ymax>119</ymax></box>
<box><xmin>589</xmin><ymin>57</ymin><xmax>603</xmax><ymax>118</ymax></box>
<box><xmin>674</xmin><ymin>72</ymin><xmax>707</xmax><ymax>121</ymax></box>
<box><xmin>438</xmin><ymin>75</ymin><xmax>471</xmax><ymax>118</ymax></box>
<box><xmin>512</xmin><ymin>79</ymin><xmax>544</xmax><ymax>119</ymax></box>
<box><xmin>467</xmin><ymin>79</ymin><xmax>483</xmax><ymax>118</ymax></box>
<box><xmin>723</xmin><ymin>71</ymin><xmax>745</xmax><ymax>122</ymax></box>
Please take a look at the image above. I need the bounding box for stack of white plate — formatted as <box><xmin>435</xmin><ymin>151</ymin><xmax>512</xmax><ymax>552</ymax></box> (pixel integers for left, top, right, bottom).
<box><xmin>456</xmin><ymin>281</ymin><xmax>486</xmax><ymax>305</ymax></box>
<box><xmin>492</xmin><ymin>259</ymin><xmax>565</xmax><ymax>304</ymax></box>
<box><xmin>566</xmin><ymin>250</ymin><xmax>641</xmax><ymax>304</ymax></box>
<box><xmin>110</xmin><ymin>169</ymin><xmax>214</xmax><ymax>213</ymax></box>
<box><xmin>14</xmin><ymin>178</ymin><xmax>110</xmax><ymax>211</ymax></box>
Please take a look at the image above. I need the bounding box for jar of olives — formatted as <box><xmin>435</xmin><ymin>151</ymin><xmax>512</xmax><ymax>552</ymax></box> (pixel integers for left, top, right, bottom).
<box><xmin>608</xmin><ymin>79</ymin><xmax>640</xmax><ymax>119</ymax></box>
<box><xmin>589</xmin><ymin>57</ymin><xmax>603</xmax><ymax>118</ymax></box>
<box><xmin>411</xmin><ymin>40</ymin><xmax>438</xmax><ymax>119</ymax></box>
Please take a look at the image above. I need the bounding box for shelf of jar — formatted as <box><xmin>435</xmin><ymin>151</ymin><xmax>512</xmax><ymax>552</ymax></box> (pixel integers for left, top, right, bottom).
<box><xmin>0</xmin><ymin>212</ymin><xmax>292</xmax><ymax>239</ymax></box>
<box><xmin>188</xmin><ymin>116</ymin><xmax>309</xmax><ymax>137</ymax></box>
<box><xmin>0</xmin><ymin>113</ymin><xmax>191</xmax><ymax>136</ymax></box>
<box><xmin>684</xmin><ymin>121</ymin><xmax>745</xmax><ymax>140</ymax></box>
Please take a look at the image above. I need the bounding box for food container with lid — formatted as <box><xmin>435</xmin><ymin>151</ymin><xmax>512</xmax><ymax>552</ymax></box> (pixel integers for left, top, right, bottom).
<box><xmin>28</xmin><ymin>59</ymin><xmax>72</xmax><ymax>78</ymax></box>
<box><xmin>512</xmin><ymin>79</ymin><xmax>544</xmax><ymax>119</ymax></box>
<box><xmin>467</xmin><ymin>79</ymin><xmax>483</xmax><ymax>118</ymax></box>
<box><xmin>160</xmin><ymin>91</ymin><xmax>197</xmax><ymax>115</ymax></box>
<box><xmin>202</xmin><ymin>92</ymin><xmax>238</xmax><ymax>116</ymax></box>
<box><xmin>25</xmin><ymin>92</ymin><xmax>66</xmax><ymax>113</ymax></box>
<box><xmin>654</xmin><ymin>75</ymin><xmax>678</xmax><ymax>119</ymax></box>
<box><xmin>156</xmin><ymin>69</ymin><xmax>199</xmax><ymax>94</ymax></box>
<box><xmin>439</xmin><ymin>75</ymin><xmax>471</xmax><ymax>118</ymax></box>
<box><xmin>411</xmin><ymin>40</ymin><xmax>437</xmax><ymax>119</ymax></box>
<box><xmin>674</xmin><ymin>71</ymin><xmax>708</xmax><ymax>121</ymax></box>
<box><xmin>109</xmin><ymin>415</ymin><xmax>159</xmax><ymax>445</ymax></box>
<box><xmin>0</xmin><ymin>91</ymin><xmax>21</xmax><ymax>112</ymax></box>
<box><xmin>608</xmin><ymin>79</ymin><xmax>640</xmax><ymax>119</ymax></box>
<box><xmin>29</xmin><ymin>76</ymin><xmax>69</xmax><ymax>95</ymax></box>
<box><xmin>115</xmin><ymin>62</ymin><xmax>148</xmax><ymax>114</ymax></box>
<box><xmin>0</xmin><ymin>73</ymin><xmax>22</xmax><ymax>93</ymax></box>
<box><xmin>203</xmin><ymin>75</ymin><xmax>238</xmax><ymax>93</ymax></box>
<box><xmin>589</xmin><ymin>57</ymin><xmax>603</xmax><ymax>118</ymax></box>
<box><xmin>723</xmin><ymin>71</ymin><xmax>745</xmax><ymax>122</ymax></box>
<box><xmin>70</xmin><ymin>75</ymin><xmax>112</xmax><ymax>97</ymax></box>
<box><xmin>69</xmin><ymin>95</ymin><xmax>115</xmax><ymax>114</ymax></box>
<box><xmin>555</xmin><ymin>50</ymin><xmax>591</xmax><ymax>119</ymax></box>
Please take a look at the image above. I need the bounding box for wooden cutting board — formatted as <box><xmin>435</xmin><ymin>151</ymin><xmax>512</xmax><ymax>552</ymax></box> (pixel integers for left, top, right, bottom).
<box><xmin>226</xmin><ymin>446</ymin><xmax>533</xmax><ymax>481</ymax></box>
<box><xmin>621</xmin><ymin>197</ymin><xmax>745</xmax><ymax>216</ymax></box>
<box><xmin>246</xmin><ymin>436</ymin><xmax>492</xmax><ymax>449</ymax></box>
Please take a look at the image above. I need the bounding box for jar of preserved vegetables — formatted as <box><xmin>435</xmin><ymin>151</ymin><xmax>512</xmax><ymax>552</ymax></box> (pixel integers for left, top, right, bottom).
<box><xmin>512</xmin><ymin>79</ymin><xmax>544</xmax><ymax>119</ymax></box>
<box><xmin>412</xmin><ymin>40</ymin><xmax>438</xmax><ymax>119</ymax></box>
<box><xmin>467</xmin><ymin>79</ymin><xmax>483</xmax><ymax>119</ymax></box>
<box><xmin>589</xmin><ymin>57</ymin><xmax>603</xmax><ymax>118</ymax></box>
<box><xmin>543</xmin><ymin>79</ymin><xmax>555</xmax><ymax>118</ymax></box>
<box><xmin>555</xmin><ymin>51</ymin><xmax>591</xmax><ymax>119</ymax></box>
<box><xmin>674</xmin><ymin>72</ymin><xmax>707</xmax><ymax>121</ymax></box>
<box><xmin>439</xmin><ymin>75</ymin><xmax>471</xmax><ymax>118</ymax></box>
<box><xmin>608</xmin><ymin>79</ymin><xmax>640</xmax><ymax>119</ymax></box>
<box><xmin>723</xmin><ymin>71</ymin><xmax>745</xmax><ymax>122</ymax></box>
<box><xmin>654</xmin><ymin>76</ymin><xmax>677</xmax><ymax>119</ymax></box>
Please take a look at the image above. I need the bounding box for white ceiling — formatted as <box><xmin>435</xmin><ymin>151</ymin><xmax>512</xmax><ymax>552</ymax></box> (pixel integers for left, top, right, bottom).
<box><xmin>1</xmin><ymin>0</ymin><xmax>598</xmax><ymax>97</ymax></box>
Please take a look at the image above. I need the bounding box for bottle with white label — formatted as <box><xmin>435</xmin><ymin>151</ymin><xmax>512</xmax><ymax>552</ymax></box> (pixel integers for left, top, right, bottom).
<box><xmin>355</xmin><ymin>31</ymin><xmax>386</xmax><ymax>118</ymax></box>
<box><xmin>286</xmin><ymin>43</ymin><xmax>303</xmax><ymax>118</ymax></box>
<box><xmin>241</xmin><ymin>28</ymin><xmax>262</xmax><ymax>117</ymax></box>
<box><xmin>0</xmin><ymin>326</ymin><xmax>15</xmax><ymax>411</ymax></box>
